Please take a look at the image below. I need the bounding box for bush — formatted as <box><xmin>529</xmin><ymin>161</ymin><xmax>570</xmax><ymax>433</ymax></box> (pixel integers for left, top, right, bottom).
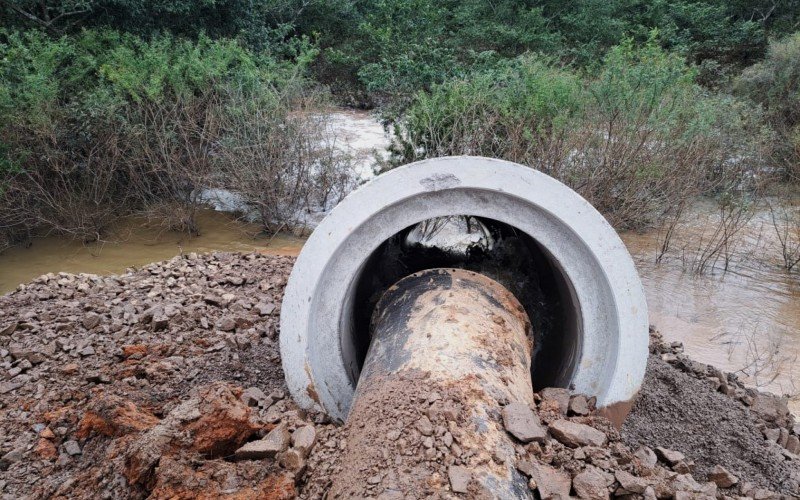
<box><xmin>736</xmin><ymin>32</ymin><xmax>800</xmax><ymax>182</ymax></box>
<box><xmin>0</xmin><ymin>28</ymin><xmax>348</xmax><ymax>244</ymax></box>
<box><xmin>392</xmin><ymin>38</ymin><xmax>768</xmax><ymax>230</ymax></box>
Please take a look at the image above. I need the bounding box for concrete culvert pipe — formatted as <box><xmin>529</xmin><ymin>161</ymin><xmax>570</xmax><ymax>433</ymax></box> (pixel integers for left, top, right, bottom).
<box><xmin>280</xmin><ymin>156</ymin><xmax>648</xmax><ymax>423</ymax></box>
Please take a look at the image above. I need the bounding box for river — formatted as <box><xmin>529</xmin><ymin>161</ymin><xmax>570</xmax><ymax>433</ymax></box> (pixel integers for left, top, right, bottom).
<box><xmin>0</xmin><ymin>110</ymin><xmax>797</xmax><ymax>414</ymax></box>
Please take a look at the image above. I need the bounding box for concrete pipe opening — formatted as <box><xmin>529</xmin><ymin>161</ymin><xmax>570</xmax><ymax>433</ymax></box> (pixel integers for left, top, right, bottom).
<box><xmin>280</xmin><ymin>156</ymin><xmax>648</xmax><ymax>423</ymax></box>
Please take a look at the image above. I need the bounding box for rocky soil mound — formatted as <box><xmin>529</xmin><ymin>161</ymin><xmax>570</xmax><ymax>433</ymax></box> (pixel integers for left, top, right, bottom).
<box><xmin>0</xmin><ymin>252</ymin><xmax>797</xmax><ymax>499</ymax></box>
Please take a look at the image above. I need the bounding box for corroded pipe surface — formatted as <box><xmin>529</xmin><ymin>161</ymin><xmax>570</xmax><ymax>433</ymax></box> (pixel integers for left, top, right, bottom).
<box><xmin>329</xmin><ymin>268</ymin><xmax>534</xmax><ymax>498</ymax></box>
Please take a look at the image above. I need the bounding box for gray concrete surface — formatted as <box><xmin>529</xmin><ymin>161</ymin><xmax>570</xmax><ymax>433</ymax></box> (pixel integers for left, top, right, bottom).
<box><xmin>280</xmin><ymin>156</ymin><xmax>648</xmax><ymax>422</ymax></box>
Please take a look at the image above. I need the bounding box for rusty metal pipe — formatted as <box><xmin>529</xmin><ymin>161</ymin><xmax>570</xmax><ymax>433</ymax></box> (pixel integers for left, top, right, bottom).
<box><xmin>330</xmin><ymin>268</ymin><xmax>535</xmax><ymax>498</ymax></box>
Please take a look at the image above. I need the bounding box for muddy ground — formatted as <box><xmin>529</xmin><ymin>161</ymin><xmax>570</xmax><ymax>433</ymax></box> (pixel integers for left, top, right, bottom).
<box><xmin>0</xmin><ymin>253</ymin><xmax>797</xmax><ymax>499</ymax></box>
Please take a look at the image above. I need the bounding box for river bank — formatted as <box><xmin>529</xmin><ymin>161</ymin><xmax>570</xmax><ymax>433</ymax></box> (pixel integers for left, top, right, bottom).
<box><xmin>0</xmin><ymin>252</ymin><xmax>796</xmax><ymax>498</ymax></box>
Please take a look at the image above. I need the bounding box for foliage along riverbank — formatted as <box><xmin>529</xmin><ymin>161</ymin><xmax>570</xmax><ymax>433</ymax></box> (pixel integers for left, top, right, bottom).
<box><xmin>1</xmin><ymin>1</ymin><xmax>799</xmax><ymax>261</ymax></box>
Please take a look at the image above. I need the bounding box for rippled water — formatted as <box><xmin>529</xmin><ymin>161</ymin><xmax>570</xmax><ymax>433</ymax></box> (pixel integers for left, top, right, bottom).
<box><xmin>622</xmin><ymin>201</ymin><xmax>800</xmax><ymax>414</ymax></box>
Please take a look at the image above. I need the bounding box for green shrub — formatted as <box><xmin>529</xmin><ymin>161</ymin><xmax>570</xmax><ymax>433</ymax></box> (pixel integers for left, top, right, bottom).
<box><xmin>736</xmin><ymin>32</ymin><xmax>800</xmax><ymax>181</ymax></box>
<box><xmin>0</xmin><ymin>28</ymin><xmax>332</xmax><ymax>243</ymax></box>
<box><xmin>393</xmin><ymin>38</ymin><xmax>767</xmax><ymax>229</ymax></box>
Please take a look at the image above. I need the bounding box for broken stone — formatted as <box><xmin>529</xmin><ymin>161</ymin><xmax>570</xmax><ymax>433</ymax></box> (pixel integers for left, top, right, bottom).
<box><xmin>0</xmin><ymin>322</ymin><xmax>18</xmax><ymax>336</ymax></box>
<box><xmin>240</xmin><ymin>387</ymin><xmax>268</xmax><ymax>407</ymax></box>
<box><xmin>778</xmin><ymin>428</ymin><xmax>789</xmax><ymax>448</ymax></box>
<box><xmin>764</xmin><ymin>427</ymin><xmax>780</xmax><ymax>442</ymax></box>
<box><xmin>568</xmin><ymin>394</ymin><xmax>590</xmax><ymax>416</ymax></box>
<box><xmin>448</xmin><ymin>465</ymin><xmax>471</xmax><ymax>493</ymax></box>
<box><xmin>572</xmin><ymin>466</ymin><xmax>612</xmax><ymax>498</ymax></box>
<box><xmin>151</xmin><ymin>314</ymin><xmax>169</xmax><ymax>331</ymax></box>
<box><xmin>82</xmin><ymin>313</ymin><xmax>101</xmax><ymax>330</ymax></box>
<box><xmin>291</xmin><ymin>425</ymin><xmax>316</xmax><ymax>457</ymax></box>
<box><xmin>708</xmin><ymin>465</ymin><xmax>738</xmax><ymax>488</ymax></box>
<box><xmin>615</xmin><ymin>470</ymin><xmax>648</xmax><ymax>494</ymax></box>
<box><xmin>673</xmin><ymin>460</ymin><xmax>693</xmax><ymax>474</ymax></box>
<box><xmin>78</xmin><ymin>346</ymin><xmax>95</xmax><ymax>357</ymax></box>
<box><xmin>548</xmin><ymin>419</ymin><xmax>607</xmax><ymax>447</ymax></box>
<box><xmin>540</xmin><ymin>387</ymin><xmax>570</xmax><ymax>414</ymax></box>
<box><xmin>751</xmin><ymin>393</ymin><xmax>791</xmax><ymax>427</ymax></box>
<box><xmin>527</xmin><ymin>461</ymin><xmax>571</xmax><ymax>498</ymax></box>
<box><xmin>278</xmin><ymin>448</ymin><xmax>305</xmax><ymax>471</ymax></box>
<box><xmin>34</xmin><ymin>438</ymin><xmax>57</xmax><ymax>460</ymax></box>
<box><xmin>416</xmin><ymin>416</ymin><xmax>434</xmax><ymax>436</ymax></box>
<box><xmin>502</xmin><ymin>402</ymin><xmax>547</xmax><ymax>443</ymax></box>
<box><xmin>234</xmin><ymin>424</ymin><xmax>289</xmax><ymax>460</ymax></box>
<box><xmin>0</xmin><ymin>448</ymin><xmax>23</xmax><ymax>470</ymax></box>
<box><xmin>77</xmin><ymin>395</ymin><xmax>160</xmax><ymax>439</ymax></box>
<box><xmin>785</xmin><ymin>434</ymin><xmax>800</xmax><ymax>454</ymax></box>
<box><xmin>62</xmin><ymin>440</ymin><xmax>81</xmax><ymax>456</ymax></box>
<box><xmin>0</xmin><ymin>381</ymin><xmax>23</xmax><ymax>394</ymax></box>
<box><xmin>256</xmin><ymin>302</ymin><xmax>276</xmax><ymax>316</ymax></box>
<box><xmin>655</xmin><ymin>446</ymin><xmax>685</xmax><ymax>466</ymax></box>
<box><xmin>216</xmin><ymin>316</ymin><xmax>236</xmax><ymax>332</ymax></box>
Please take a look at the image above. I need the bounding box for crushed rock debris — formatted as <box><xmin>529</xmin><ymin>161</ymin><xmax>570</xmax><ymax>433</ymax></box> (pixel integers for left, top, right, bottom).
<box><xmin>0</xmin><ymin>252</ymin><xmax>796</xmax><ymax>499</ymax></box>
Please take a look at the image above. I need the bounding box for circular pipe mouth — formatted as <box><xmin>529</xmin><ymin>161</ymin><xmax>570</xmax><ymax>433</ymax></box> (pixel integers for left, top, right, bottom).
<box><xmin>348</xmin><ymin>216</ymin><xmax>581</xmax><ymax>392</ymax></box>
<box><xmin>280</xmin><ymin>156</ymin><xmax>648</xmax><ymax>422</ymax></box>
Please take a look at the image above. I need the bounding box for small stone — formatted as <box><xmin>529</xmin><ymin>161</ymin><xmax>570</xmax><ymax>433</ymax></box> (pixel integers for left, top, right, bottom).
<box><xmin>615</xmin><ymin>470</ymin><xmax>648</xmax><ymax>494</ymax></box>
<box><xmin>151</xmin><ymin>314</ymin><xmax>169</xmax><ymax>331</ymax></box>
<box><xmin>216</xmin><ymin>317</ymin><xmax>236</xmax><ymax>332</ymax></box>
<box><xmin>568</xmin><ymin>395</ymin><xmax>590</xmax><ymax>416</ymax></box>
<box><xmin>278</xmin><ymin>448</ymin><xmax>305</xmax><ymax>471</ymax></box>
<box><xmin>778</xmin><ymin>428</ymin><xmax>790</xmax><ymax>448</ymax></box>
<box><xmin>0</xmin><ymin>448</ymin><xmax>23</xmax><ymax>470</ymax></box>
<box><xmin>673</xmin><ymin>460</ymin><xmax>693</xmax><ymax>473</ymax></box>
<box><xmin>0</xmin><ymin>381</ymin><xmax>23</xmax><ymax>394</ymax></box>
<box><xmin>82</xmin><ymin>313</ymin><xmax>101</xmax><ymax>330</ymax></box>
<box><xmin>256</xmin><ymin>302</ymin><xmax>276</xmax><ymax>316</ymax></box>
<box><xmin>708</xmin><ymin>465</ymin><xmax>738</xmax><ymax>488</ymax></box>
<box><xmin>63</xmin><ymin>440</ymin><xmax>81</xmax><ymax>456</ymax></box>
<box><xmin>240</xmin><ymin>387</ymin><xmax>268</xmax><ymax>407</ymax></box>
<box><xmin>573</xmin><ymin>466</ymin><xmax>611</xmax><ymax>498</ymax></box>
<box><xmin>291</xmin><ymin>425</ymin><xmax>317</xmax><ymax>456</ymax></box>
<box><xmin>655</xmin><ymin>446</ymin><xmax>685</xmax><ymax>466</ymax></box>
<box><xmin>78</xmin><ymin>346</ymin><xmax>95</xmax><ymax>357</ymax></box>
<box><xmin>234</xmin><ymin>424</ymin><xmax>289</xmax><ymax>460</ymax></box>
<box><xmin>785</xmin><ymin>435</ymin><xmax>799</xmax><ymax>454</ymax></box>
<box><xmin>40</xmin><ymin>427</ymin><xmax>55</xmax><ymax>440</ymax></box>
<box><xmin>527</xmin><ymin>461</ymin><xmax>571</xmax><ymax>498</ymax></box>
<box><xmin>367</xmin><ymin>474</ymin><xmax>383</xmax><ymax>485</ymax></box>
<box><xmin>549</xmin><ymin>419</ymin><xmax>607</xmax><ymax>447</ymax></box>
<box><xmin>0</xmin><ymin>322</ymin><xmax>18</xmax><ymax>336</ymax></box>
<box><xmin>448</xmin><ymin>465</ymin><xmax>471</xmax><ymax>493</ymax></box>
<box><xmin>502</xmin><ymin>402</ymin><xmax>547</xmax><ymax>443</ymax></box>
<box><xmin>62</xmin><ymin>363</ymin><xmax>80</xmax><ymax>375</ymax></box>
<box><xmin>751</xmin><ymin>393</ymin><xmax>791</xmax><ymax>426</ymax></box>
<box><xmin>764</xmin><ymin>427</ymin><xmax>780</xmax><ymax>442</ymax></box>
<box><xmin>540</xmin><ymin>388</ymin><xmax>570</xmax><ymax>414</ymax></box>
<box><xmin>416</xmin><ymin>416</ymin><xmax>434</xmax><ymax>436</ymax></box>
<box><xmin>34</xmin><ymin>438</ymin><xmax>57</xmax><ymax>460</ymax></box>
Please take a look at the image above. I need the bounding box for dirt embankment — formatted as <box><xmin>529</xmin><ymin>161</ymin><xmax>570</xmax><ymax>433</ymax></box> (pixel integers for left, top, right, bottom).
<box><xmin>0</xmin><ymin>253</ymin><xmax>797</xmax><ymax>499</ymax></box>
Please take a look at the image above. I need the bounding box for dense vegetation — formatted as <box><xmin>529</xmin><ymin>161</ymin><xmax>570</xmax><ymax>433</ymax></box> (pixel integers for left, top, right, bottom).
<box><xmin>1</xmin><ymin>0</ymin><xmax>799</xmax><ymax>252</ymax></box>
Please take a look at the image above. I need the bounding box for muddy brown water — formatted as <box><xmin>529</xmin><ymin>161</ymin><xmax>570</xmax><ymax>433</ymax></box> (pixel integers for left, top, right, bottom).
<box><xmin>0</xmin><ymin>209</ymin><xmax>303</xmax><ymax>295</ymax></box>
<box><xmin>621</xmin><ymin>201</ymin><xmax>800</xmax><ymax>415</ymax></box>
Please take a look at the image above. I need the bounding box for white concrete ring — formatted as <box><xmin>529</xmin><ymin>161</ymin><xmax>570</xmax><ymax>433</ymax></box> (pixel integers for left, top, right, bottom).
<box><xmin>280</xmin><ymin>156</ymin><xmax>648</xmax><ymax>422</ymax></box>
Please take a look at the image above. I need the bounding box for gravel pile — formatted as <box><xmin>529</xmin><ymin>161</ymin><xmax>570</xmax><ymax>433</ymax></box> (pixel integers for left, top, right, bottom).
<box><xmin>0</xmin><ymin>252</ymin><xmax>796</xmax><ymax>499</ymax></box>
